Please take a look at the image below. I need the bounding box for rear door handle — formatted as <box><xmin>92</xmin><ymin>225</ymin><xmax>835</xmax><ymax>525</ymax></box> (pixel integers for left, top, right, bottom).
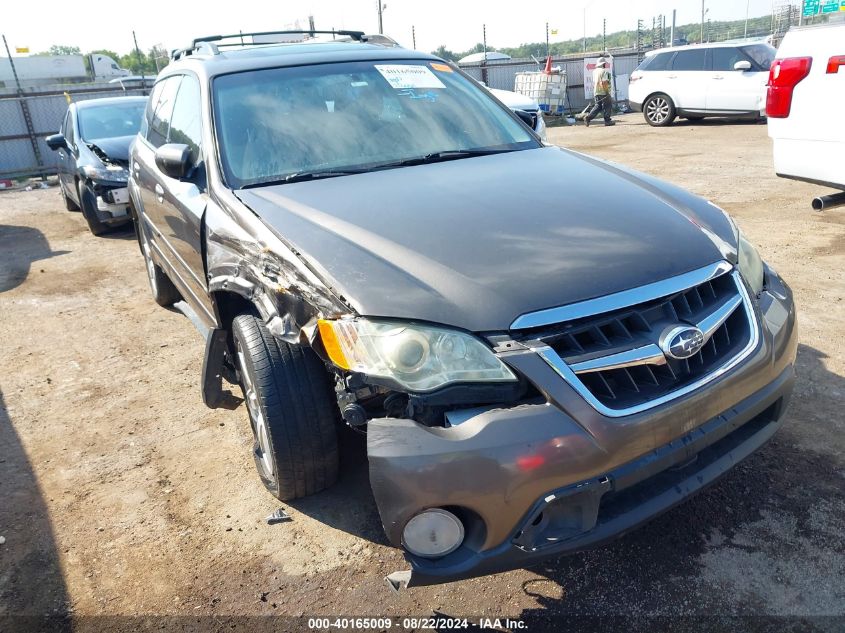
<box><xmin>667</xmin><ymin>75</ymin><xmax>678</xmax><ymax>79</ymax></box>
<box><xmin>155</xmin><ymin>183</ymin><xmax>164</xmax><ymax>204</ymax></box>
<box><xmin>713</xmin><ymin>75</ymin><xmax>724</xmax><ymax>80</ymax></box>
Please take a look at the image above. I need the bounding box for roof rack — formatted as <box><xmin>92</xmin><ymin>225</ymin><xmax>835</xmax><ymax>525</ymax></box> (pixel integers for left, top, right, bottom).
<box><xmin>170</xmin><ymin>30</ymin><xmax>367</xmax><ymax>60</ymax></box>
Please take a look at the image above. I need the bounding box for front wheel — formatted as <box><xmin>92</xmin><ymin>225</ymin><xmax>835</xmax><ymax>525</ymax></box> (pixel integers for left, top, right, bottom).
<box><xmin>77</xmin><ymin>181</ymin><xmax>110</xmax><ymax>236</ymax></box>
<box><xmin>232</xmin><ymin>313</ymin><xmax>339</xmax><ymax>500</ymax></box>
<box><xmin>644</xmin><ymin>94</ymin><xmax>676</xmax><ymax>127</ymax></box>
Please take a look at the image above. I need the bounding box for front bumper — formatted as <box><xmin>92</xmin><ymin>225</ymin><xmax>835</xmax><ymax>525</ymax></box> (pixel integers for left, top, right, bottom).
<box><xmin>90</xmin><ymin>182</ymin><xmax>131</xmax><ymax>224</ymax></box>
<box><xmin>368</xmin><ymin>270</ymin><xmax>797</xmax><ymax>588</ymax></box>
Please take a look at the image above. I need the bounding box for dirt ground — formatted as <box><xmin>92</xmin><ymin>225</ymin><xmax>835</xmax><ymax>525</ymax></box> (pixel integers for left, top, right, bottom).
<box><xmin>1</xmin><ymin>115</ymin><xmax>844</xmax><ymax>631</ymax></box>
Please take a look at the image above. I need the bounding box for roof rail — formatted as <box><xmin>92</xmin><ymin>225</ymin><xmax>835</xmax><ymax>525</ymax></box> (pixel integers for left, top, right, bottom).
<box><xmin>170</xmin><ymin>30</ymin><xmax>367</xmax><ymax>60</ymax></box>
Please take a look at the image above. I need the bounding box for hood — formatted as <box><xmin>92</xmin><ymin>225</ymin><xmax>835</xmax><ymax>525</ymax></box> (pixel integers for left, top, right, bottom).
<box><xmin>490</xmin><ymin>88</ymin><xmax>539</xmax><ymax>112</ymax></box>
<box><xmin>86</xmin><ymin>135</ymin><xmax>135</xmax><ymax>164</ymax></box>
<box><xmin>236</xmin><ymin>147</ymin><xmax>737</xmax><ymax>332</ymax></box>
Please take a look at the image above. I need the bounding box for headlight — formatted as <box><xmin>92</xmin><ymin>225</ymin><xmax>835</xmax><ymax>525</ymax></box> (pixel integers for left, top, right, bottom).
<box><xmin>738</xmin><ymin>232</ymin><xmax>764</xmax><ymax>296</ymax></box>
<box><xmin>317</xmin><ymin>318</ymin><xmax>517</xmax><ymax>392</ymax></box>
<box><xmin>82</xmin><ymin>164</ymin><xmax>129</xmax><ymax>182</ymax></box>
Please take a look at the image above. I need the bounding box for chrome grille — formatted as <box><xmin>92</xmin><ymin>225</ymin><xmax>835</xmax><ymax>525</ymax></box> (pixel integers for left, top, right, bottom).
<box><xmin>516</xmin><ymin>264</ymin><xmax>759</xmax><ymax>417</ymax></box>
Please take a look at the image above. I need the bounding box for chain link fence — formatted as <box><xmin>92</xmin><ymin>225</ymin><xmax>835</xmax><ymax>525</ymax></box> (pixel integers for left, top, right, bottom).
<box><xmin>0</xmin><ymin>87</ymin><xmax>147</xmax><ymax>181</ymax></box>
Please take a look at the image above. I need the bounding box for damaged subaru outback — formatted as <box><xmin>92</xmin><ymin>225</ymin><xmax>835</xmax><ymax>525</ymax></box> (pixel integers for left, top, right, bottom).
<box><xmin>128</xmin><ymin>31</ymin><xmax>797</xmax><ymax>589</ymax></box>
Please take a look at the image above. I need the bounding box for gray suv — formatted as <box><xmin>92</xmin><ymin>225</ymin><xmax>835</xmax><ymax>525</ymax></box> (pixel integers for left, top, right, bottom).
<box><xmin>128</xmin><ymin>30</ymin><xmax>797</xmax><ymax>589</ymax></box>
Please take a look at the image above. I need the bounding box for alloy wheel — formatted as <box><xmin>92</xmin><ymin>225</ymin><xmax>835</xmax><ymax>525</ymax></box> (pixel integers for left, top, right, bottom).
<box><xmin>647</xmin><ymin>97</ymin><xmax>670</xmax><ymax>124</ymax></box>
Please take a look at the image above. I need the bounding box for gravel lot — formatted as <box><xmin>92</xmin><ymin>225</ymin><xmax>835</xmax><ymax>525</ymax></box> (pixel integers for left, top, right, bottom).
<box><xmin>1</xmin><ymin>115</ymin><xmax>844</xmax><ymax>630</ymax></box>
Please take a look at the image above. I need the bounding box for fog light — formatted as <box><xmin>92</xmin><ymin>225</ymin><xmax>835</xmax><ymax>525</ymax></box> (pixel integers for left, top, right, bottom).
<box><xmin>402</xmin><ymin>508</ymin><xmax>465</xmax><ymax>558</ymax></box>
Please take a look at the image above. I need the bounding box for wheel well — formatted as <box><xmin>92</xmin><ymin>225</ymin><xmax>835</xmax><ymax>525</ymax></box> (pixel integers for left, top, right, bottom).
<box><xmin>212</xmin><ymin>290</ymin><xmax>256</xmax><ymax>335</ymax></box>
<box><xmin>645</xmin><ymin>91</ymin><xmax>673</xmax><ymax>105</ymax></box>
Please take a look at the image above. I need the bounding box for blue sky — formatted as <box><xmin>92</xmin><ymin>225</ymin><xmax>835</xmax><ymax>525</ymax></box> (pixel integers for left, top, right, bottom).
<box><xmin>3</xmin><ymin>0</ymin><xmax>782</xmax><ymax>56</ymax></box>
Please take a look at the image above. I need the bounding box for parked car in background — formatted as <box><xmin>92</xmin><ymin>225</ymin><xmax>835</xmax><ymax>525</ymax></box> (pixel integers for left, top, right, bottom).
<box><xmin>46</xmin><ymin>96</ymin><xmax>147</xmax><ymax>235</ymax></box>
<box><xmin>129</xmin><ymin>30</ymin><xmax>796</xmax><ymax>590</ymax></box>
<box><xmin>489</xmin><ymin>87</ymin><xmax>547</xmax><ymax>141</ymax></box>
<box><xmin>629</xmin><ymin>41</ymin><xmax>775</xmax><ymax>126</ymax></box>
<box><xmin>109</xmin><ymin>75</ymin><xmax>156</xmax><ymax>92</ymax></box>
<box><xmin>767</xmin><ymin>23</ymin><xmax>845</xmax><ymax>210</ymax></box>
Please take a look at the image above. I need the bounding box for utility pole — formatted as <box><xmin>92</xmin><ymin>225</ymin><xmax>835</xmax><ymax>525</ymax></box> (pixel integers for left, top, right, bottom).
<box><xmin>133</xmin><ymin>31</ymin><xmax>147</xmax><ymax>94</ymax></box>
<box><xmin>701</xmin><ymin>0</ymin><xmax>705</xmax><ymax>43</ymax></box>
<box><xmin>546</xmin><ymin>22</ymin><xmax>550</xmax><ymax>59</ymax></box>
<box><xmin>602</xmin><ymin>18</ymin><xmax>607</xmax><ymax>52</ymax></box>
<box><xmin>411</xmin><ymin>25</ymin><xmax>416</xmax><ymax>49</ymax></box>
<box><xmin>583</xmin><ymin>8</ymin><xmax>587</xmax><ymax>53</ymax></box>
<box><xmin>481</xmin><ymin>24</ymin><xmax>488</xmax><ymax>86</ymax></box>
<box><xmin>671</xmin><ymin>9</ymin><xmax>676</xmax><ymax>46</ymax></box>
<box><xmin>377</xmin><ymin>1</ymin><xmax>384</xmax><ymax>34</ymax></box>
<box><xmin>745</xmin><ymin>0</ymin><xmax>751</xmax><ymax>37</ymax></box>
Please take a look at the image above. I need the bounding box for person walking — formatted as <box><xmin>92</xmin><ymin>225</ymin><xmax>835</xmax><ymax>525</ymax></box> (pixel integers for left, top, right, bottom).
<box><xmin>584</xmin><ymin>57</ymin><xmax>615</xmax><ymax>127</ymax></box>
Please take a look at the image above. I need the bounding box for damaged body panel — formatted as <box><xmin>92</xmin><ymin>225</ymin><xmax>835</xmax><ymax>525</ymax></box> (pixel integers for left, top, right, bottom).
<box><xmin>126</xmin><ymin>35</ymin><xmax>798</xmax><ymax>589</ymax></box>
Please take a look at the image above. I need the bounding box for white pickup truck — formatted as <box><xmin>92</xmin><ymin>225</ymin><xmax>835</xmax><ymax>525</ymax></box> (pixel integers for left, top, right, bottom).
<box><xmin>767</xmin><ymin>22</ymin><xmax>845</xmax><ymax>210</ymax></box>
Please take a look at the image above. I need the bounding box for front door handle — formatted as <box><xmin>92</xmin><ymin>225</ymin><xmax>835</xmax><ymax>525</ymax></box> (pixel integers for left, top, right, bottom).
<box><xmin>713</xmin><ymin>75</ymin><xmax>724</xmax><ymax>80</ymax></box>
<box><xmin>133</xmin><ymin>162</ymin><xmax>140</xmax><ymax>175</ymax></box>
<box><xmin>155</xmin><ymin>183</ymin><xmax>164</xmax><ymax>204</ymax></box>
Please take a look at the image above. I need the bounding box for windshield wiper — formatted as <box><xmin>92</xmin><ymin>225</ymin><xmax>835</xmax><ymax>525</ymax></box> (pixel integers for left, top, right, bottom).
<box><xmin>241</xmin><ymin>169</ymin><xmax>367</xmax><ymax>189</ymax></box>
<box><xmin>391</xmin><ymin>148</ymin><xmax>516</xmax><ymax>167</ymax></box>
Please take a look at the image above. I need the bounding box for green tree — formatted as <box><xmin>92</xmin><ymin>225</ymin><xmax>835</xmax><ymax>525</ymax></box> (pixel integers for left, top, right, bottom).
<box><xmin>37</xmin><ymin>45</ymin><xmax>81</xmax><ymax>56</ymax></box>
<box><xmin>432</xmin><ymin>45</ymin><xmax>458</xmax><ymax>61</ymax></box>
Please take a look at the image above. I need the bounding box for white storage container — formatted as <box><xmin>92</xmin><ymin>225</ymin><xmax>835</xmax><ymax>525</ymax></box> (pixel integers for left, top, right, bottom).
<box><xmin>514</xmin><ymin>71</ymin><xmax>567</xmax><ymax>115</ymax></box>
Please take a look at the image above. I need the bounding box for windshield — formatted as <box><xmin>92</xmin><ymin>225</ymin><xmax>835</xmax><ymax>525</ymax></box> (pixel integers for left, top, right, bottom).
<box><xmin>77</xmin><ymin>102</ymin><xmax>146</xmax><ymax>140</ymax></box>
<box><xmin>212</xmin><ymin>60</ymin><xmax>539</xmax><ymax>188</ymax></box>
<box><xmin>741</xmin><ymin>44</ymin><xmax>776</xmax><ymax>70</ymax></box>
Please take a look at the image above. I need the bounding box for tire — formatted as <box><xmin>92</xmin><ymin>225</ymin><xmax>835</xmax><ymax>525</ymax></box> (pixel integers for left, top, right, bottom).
<box><xmin>138</xmin><ymin>222</ymin><xmax>181</xmax><ymax>307</ymax></box>
<box><xmin>643</xmin><ymin>94</ymin><xmax>676</xmax><ymax>127</ymax></box>
<box><xmin>232</xmin><ymin>313</ymin><xmax>339</xmax><ymax>500</ymax></box>
<box><xmin>77</xmin><ymin>181</ymin><xmax>110</xmax><ymax>236</ymax></box>
<box><xmin>60</xmin><ymin>180</ymin><xmax>80</xmax><ymax>211</ymax></box>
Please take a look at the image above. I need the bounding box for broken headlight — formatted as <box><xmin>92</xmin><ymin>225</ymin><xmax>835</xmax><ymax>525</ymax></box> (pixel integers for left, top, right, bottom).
<box><xmin>317</xmin><ymin>319</ymin><xmax>517</xmax><ymax>392</ymax></box>
<box><xmin>82</xmin><ymin>164</ymin><xmax>129</xmax><ymax>183</ymax></box>
<box><xmin>738</xmin><ymin>231</ymin><xmax>764</xmax><ymax>296</ymax></box>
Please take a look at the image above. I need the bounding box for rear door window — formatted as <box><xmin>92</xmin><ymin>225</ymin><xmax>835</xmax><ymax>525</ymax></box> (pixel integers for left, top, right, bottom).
<box><xmin>709</xmin><ymin>47</ymin><xmax>744</xmax><ymax>72</ymax></box>
<box><xmin>147</xmin><ymin>76</ymin><xmax>182</xmax><ymax>148</ymax></box>
<box><xmin>671</xmin><ymin>50</ymin><xmax>706</xmax><ymax>71</ymax></box>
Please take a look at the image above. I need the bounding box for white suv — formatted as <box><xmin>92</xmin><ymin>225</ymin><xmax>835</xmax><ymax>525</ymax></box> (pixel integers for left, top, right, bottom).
<box><xmin>629</xmin><ymin>42</ymin><xmax>776</xmax><ymax>126</ymax></box>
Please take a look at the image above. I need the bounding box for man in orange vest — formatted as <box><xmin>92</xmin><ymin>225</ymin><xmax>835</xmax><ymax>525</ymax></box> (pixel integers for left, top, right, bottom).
<box><xmin>584</xmin><ymin>57</ymin><xmax>615</xmax><ymax>127</ymax></box>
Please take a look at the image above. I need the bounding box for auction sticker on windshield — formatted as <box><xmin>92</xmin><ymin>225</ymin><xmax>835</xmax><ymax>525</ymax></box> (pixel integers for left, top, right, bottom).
<box><xmin>375</xmin><ymin>65</ymin><xmax>446</xmax><ymax>90</ymax></box>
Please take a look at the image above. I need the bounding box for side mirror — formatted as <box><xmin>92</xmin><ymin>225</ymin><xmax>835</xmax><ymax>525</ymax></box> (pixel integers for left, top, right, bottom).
<box><xmin>45</xmin><ymin>133</ymin><xmax>67</xmax><ymax>151</ymax></box>
<box><xmin>514</xmin><ymin>109</ymin><xmax>535</xmax><ymax>128</ymax></box>
<box><xmin>734</xmin><ymin>60</ymin><xmax>752</xmax><ymax>71</ymax></box>
<box><xmin>155</xmin><ymin>143</ymin><xmax>191</xmax><ymax>180</ymax></box>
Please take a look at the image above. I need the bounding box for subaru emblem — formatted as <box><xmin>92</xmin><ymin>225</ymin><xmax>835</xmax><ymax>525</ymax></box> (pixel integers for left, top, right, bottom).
<box><xmin>660</xmin><ymin>325</ymin><xmax>706</xmax><ymax>360</ymax></box>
